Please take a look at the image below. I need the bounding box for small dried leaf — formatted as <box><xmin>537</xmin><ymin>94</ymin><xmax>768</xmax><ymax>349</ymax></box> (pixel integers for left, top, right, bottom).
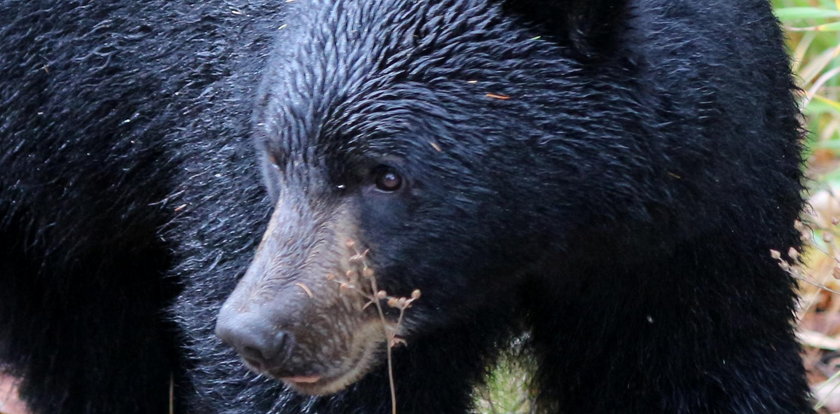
<box><xmin>485</xmin><ymin>93</ymin><xmax>510</xmax><ymax>100</ymax></box>
<box><xmin>294</xmin><ymin>282</ymin><xmax>314</xmax><ymax>299</ymax></box>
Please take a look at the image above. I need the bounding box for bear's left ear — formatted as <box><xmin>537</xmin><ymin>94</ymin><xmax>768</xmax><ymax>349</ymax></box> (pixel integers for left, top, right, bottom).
<box><xmin>500</xmin><ymin>0</ymin><xmax>628</xmax><ymax>59</ymax></box>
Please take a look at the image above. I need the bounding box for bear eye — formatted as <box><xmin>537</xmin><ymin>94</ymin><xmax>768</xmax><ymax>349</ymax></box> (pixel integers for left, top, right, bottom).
<box><xmin>373</xmin><ymin>166</ymin><xmax>402</xmax><ymax>192</ymax></box>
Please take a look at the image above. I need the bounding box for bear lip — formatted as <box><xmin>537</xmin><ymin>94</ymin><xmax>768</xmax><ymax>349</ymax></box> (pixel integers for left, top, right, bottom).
<box><xmin>281</xmin><ymin>375</ymin><xmax>322</xmax><ymax>384</ymax></box>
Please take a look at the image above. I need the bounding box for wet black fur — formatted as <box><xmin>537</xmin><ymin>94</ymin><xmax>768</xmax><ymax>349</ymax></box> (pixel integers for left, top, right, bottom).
<box><xmin>0</xmin><ymin>0</ymin><xmax>811</xmax><ymax>413</ymax></box>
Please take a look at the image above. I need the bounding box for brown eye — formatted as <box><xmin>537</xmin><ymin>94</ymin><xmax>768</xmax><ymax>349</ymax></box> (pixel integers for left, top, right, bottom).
<box><xmin>374</xmin><ymin>166</ymin><xmax>402</xmax><ymax>192</ymax></box>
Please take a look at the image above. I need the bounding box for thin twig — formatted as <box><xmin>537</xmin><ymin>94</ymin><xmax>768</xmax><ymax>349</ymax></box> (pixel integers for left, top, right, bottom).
<box><xmin>367</xmin><ymin>272</ymin><xmax>398</xmax><ymax>414</ymax></box>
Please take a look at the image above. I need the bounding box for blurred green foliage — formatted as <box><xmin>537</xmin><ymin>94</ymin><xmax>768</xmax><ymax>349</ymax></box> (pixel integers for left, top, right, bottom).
<box><xmin>773</xmin><ymin>0</ymin><xmax>840</xmax><ymax>186</ymax></box>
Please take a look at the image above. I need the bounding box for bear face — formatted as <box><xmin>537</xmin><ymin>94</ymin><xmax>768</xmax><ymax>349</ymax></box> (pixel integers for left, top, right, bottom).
<box><xmin>215</xmin><ymin>0</ymin><xmax>675</xmax><ymax>396</ymax></box>
<box><xmin>216</xmin><ymin>0</ymin><xmax>573</xmax><ymax>395</ymax></box>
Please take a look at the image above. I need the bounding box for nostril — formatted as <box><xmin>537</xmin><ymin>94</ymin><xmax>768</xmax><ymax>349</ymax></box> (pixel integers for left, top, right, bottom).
<box><xmin>241</xmin><ymin>345</ymin><xmax>264</xmax><ymax>361</ymax></box>
<box><xmin>236</xmin><ymin>332</ymin><xmax>292</xmax><ymax>371</ymax></box>
<box><xmin>215</xmin><ymin>312</ymin><xmax>295</xmax><ymax>372</ymax></box>
<box><xmin>243</xmin><ymin>355</ymin><xmax>265</xmax><ymax>371</ymax></box>
<box><xmin>246</xmin><ymin>331</ymin><xmax>290</xmax><ymax>362</ymax></box>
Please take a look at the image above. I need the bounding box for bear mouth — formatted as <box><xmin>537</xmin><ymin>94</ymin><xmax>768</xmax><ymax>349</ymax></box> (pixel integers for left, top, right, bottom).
<box><xmin>274</xmin><ymin>322</ymin><xmax>385</xmax><ymax>396</ymax></box>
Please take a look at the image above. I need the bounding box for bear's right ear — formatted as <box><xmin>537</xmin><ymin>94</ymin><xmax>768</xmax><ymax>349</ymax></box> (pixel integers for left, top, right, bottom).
<box><xmin>500</xmin><ymin>0</ymin><xmax>628</xmax><ymax>59</ymax></box>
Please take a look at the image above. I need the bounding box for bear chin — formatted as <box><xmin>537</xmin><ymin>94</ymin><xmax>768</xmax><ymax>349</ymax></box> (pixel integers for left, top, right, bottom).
<box><xmin>273</xmin><ymin>321</ymin><xmax>386</xmax><ymax>396</ymax></box>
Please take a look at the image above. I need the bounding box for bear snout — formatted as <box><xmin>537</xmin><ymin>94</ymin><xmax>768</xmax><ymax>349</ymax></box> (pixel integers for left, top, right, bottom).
<box><xmin>215</xmin><ymin>305</ymin><xmax>296</xmax><ymax>373</ymax></box>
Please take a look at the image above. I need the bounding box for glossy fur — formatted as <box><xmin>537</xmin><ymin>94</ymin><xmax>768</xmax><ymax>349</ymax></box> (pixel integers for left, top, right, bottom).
<box><xmin>0</xmin><ymin>0</ymin><xmax>810</xmax><ymax>413</ymax></box>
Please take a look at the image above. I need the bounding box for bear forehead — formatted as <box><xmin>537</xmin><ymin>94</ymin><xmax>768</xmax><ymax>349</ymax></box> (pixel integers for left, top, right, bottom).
<box><xmin>273</xmin><ymin>0</ymin><xmax>516</xmax><ymax>86</ymax></box>
<box><xmin>255</xmin><ymin>0</ymin><xmax>567</xmax><ymax>157</ymax></box>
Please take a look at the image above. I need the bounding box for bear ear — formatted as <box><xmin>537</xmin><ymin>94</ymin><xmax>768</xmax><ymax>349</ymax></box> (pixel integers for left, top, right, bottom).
<box><xmin>500</xmin><ymin>0</ymin><xmax>628</xmax><ymax>59</ymax></box>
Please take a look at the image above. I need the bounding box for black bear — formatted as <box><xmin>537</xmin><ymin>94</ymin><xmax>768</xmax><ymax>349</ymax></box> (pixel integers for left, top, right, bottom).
<box><xmin>0</xmin><ymin>0</ymin><xmax>812</xmax><ymax>413</ymax></box>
